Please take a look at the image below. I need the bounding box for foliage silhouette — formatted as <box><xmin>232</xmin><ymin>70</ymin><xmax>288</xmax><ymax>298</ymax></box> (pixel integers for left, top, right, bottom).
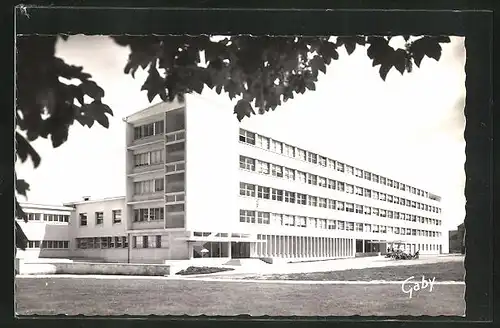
<box><xmin>14</xmin><ymin>35</ymin><xmax>450</xmax><ymax>249</ymax></box>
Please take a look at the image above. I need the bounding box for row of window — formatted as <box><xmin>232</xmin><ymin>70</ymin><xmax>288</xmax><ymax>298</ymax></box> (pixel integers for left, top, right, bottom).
<box><xmin>240</xmin><ymin>182</ymin><xmax>442</xmax><ymax>226</ymax></box>
<box><xmin>239</xmin><ymin>155</ymin><xmax>442</xmax><ymax>214</ymax></box>
<box><xmin>23</xmin><ymin>212</ymin><xmax>70</xmax><ymax>223</ymax></box>
<box><xmin>133</xmin><ymin>207</ymin><xmax>165</xmax><ymax>222</ymax></box>
<box><xmin>131</xmin><ymin>235</ymin><xmax>164</xmax><ymax>249</ymax></box>
<box><xmin>26</xmin><ymin>240</ymin><xmax>70</xmax><ymax>249</ymax></box>
<box><xmin>76</xmin><ymin>236</ymin><xmax>129</xmax><ymax>249</ymax></box>
<box><xmin>239</xmin><ymin>129</ymin><xmax>441</xmax><ymax>202</ymax></box>
<box><xmin>239</xmin><ymin>210</ymin><xmax>442</xmax><ymax>237</ymax></box>
<box><xmin>133</xmin><ymin>120</ymin><xmax>164</xmax><ymax>140</ymax></box>
<box><xmin>134</xmin><ymin>149</ymin><xmax>165</xmax><ymax>167</ymax></box>
<box><xmin>134</xmin><ymin>178</ymin><xmax>164</xmax><ymax>195</ymax></box>
<box><xmin>79</xmin><ymin>210</ymin><xmax>122</xmax><ymax>226</ymax></box>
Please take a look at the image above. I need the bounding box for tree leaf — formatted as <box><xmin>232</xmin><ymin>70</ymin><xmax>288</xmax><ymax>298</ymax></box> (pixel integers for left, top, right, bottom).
<box><xmin>234</xmin><ymin>99</ymin><xmax>255</xmax><ymax>122</ymax></box>
<box><xmin>16</xmin><ymin>179</ymin><xmax>30</xmax><ymax>197</ymax></box>
<box><xmin>80</xmin><ymin>80</ymin><xmax>105</xmax><ymax>99</ymax></box>
<box><xmin>15</xmin><ymin>132</ymin><xmax>41</xmax><ymax>168</ymax></box>
<box><xmin>393</xmin><ymin>49</ymin><xmax>407</xmax><ymax>75</ymax></box>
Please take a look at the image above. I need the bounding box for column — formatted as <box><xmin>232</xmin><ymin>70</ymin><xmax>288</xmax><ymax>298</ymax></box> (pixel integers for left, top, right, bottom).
<box><xmin>298</xmin><ymin>236</ymin><xmax>302</xmax><ymax>257</ymax></box>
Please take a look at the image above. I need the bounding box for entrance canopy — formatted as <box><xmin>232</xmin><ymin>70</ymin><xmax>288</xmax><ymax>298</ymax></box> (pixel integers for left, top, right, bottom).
<box><xmin>177</xmin><ymin>232</ymin><xmax>265</xmax><ymax>243</ymax></box>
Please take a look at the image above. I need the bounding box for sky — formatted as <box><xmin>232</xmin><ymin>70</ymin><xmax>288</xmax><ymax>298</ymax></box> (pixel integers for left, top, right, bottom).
<box><xmin>15</xmin><ymin>35</ymin><xmax>466</xmax><ymax>230</ymax></box>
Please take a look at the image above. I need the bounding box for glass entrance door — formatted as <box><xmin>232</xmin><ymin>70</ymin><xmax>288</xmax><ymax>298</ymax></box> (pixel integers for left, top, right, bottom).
<box><xmin>231</xmin><ymin>242</ymin><xmax>250</xmax><ymax>258</ymax></box>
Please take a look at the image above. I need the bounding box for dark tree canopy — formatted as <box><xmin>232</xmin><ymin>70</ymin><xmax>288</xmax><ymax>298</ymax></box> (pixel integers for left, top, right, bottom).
<box><xmin>14</xmin><ymin>35</ymin><xmax>450</xmax><ymax>248</ymax></box>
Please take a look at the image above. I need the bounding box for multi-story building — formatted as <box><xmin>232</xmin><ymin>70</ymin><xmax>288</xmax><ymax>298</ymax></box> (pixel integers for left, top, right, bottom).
<box><xmin>15</xmin><ymin>203</ymin><xmax>72</xmax><ymax>260</ymax></box>
<box><xmin>121</xmin><ymin>93</ymin><xmax>448</xmax><ymax>263</ymax></box>
<box><xmin>16</xmin><ymin>93</ymin><xmax>448</xmax><ymax>264</ymax></box>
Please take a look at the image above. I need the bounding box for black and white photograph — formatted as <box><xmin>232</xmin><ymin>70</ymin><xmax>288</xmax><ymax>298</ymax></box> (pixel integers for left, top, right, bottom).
<box><xmin>14</xmin><ymin>29</ymin><xmax>470</xmax><ymax>317</ymax></box>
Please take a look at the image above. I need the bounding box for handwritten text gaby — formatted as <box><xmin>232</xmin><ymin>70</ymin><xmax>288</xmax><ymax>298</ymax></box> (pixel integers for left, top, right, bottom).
<box><xmin>401</xmin><ymin>276</ymin><xmax>436</xmax><ymax>298</ymax></box>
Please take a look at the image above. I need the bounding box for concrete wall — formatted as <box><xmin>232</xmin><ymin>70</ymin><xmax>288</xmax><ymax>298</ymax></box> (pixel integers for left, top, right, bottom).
<box><xmin>68</xmin><ymin>198</ymin><xmax>127</xmax><ymax>238</ymax></box>
<box><xmin>184</xmin><ymin>92</ymin><xmax>240</xmax><ymax>233</ymax></box>
<box><xmin>19</xmin><ymin>261</ymin><xmax>170</xmax><ymax>276</ymax></box>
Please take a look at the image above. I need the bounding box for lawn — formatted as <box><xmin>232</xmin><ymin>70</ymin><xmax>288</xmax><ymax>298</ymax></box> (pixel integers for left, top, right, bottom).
<box><xmin>16</xmin><ymin>277</ymin><xmax>465</xmax><ymax>316</ymax></box>
<box><xmin>242</xmin><ymin>261</ymin><xmax>465</xmax><ymax>282</ymax></box>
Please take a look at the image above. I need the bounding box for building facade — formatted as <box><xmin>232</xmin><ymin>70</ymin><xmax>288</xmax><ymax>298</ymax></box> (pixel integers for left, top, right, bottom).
<box><xmin>15</xmin><ymin>203</ymin><xmax>72</xmax><ymax>260</ymax></box>
<box><xmin>121</xmin><ymin>93</ymin><xmax>448</xmax><ymax>263</ymax></box>
<box><xmin>16</xmin><ymin>93</ymin><xmax>448</xmax><ymax>264</ymax></box>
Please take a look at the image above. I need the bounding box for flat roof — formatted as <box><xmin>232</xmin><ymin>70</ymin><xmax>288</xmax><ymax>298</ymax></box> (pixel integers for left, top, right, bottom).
<box><xmin>64</xmin><ymin>196</ymin><xmax>126</xmax><ymax>206</ymax></box>
<box><xmin>19</xmin><ymin>202</ymin><xmax>74</xmax><ymax>211</ymax></box>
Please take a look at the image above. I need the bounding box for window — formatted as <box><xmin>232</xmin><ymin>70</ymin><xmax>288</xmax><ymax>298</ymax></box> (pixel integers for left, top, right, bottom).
<box><xmin>296</xmin><ymin>148</ymin><xmax>306</xmax><ymax>161</ymax></box>
<box><xmin>239</xmin><ymin>129</ymin><xmax>255</xmax><ymax>144</ymax></box>
<box><xmin>166</xmin><ymin>193</ymin><xmax>185</xmax><ymax>203</ymax></box>
<box><xmin>372</xmin><ymin>174</ymin><xmax>379</xmax><ymax>183</ymax></box>
<box><xmin>150</xmin><ymin>149</ymin><xmax>164</xmax><ymax>165</ymax></box>
<box><xmin>257</xmin><ymin>186</ymin><xmax>270</xmax><ymax>199</ymax></box>
<box><xmin>387</xmin><ymin>210</ymin><xmax>393</xmax><ymax>219</ymax></box>
<box><xmin>308</xmin><ymin>196</ymin><xmax>317</xmax><ymax>207</ymax></box>
<box><xmin>143</xmin><ymin>236</ymin><xmax>149</xmax><ymax>249</ymax></box>
<box><xmin>79</xmin><ymin>213</ymin><xmax>87</xmax><ymax>226</ymax></box>
<box><xmin>134</xmin><ymin>152</ymin><xmax>149</xmax><ymax>167</ymax></box>
<box><xmin>328</xmin><ymin>199</ymin><xmax>336</xmax><ymax>209</ymax></box>
<box><xmin>133</xmin><ymin>208</ymin><xmax>149</xmax><ymax>222</ymax></box>
<box><xmin>327</xmin><ymin>179</ymin><xmax>336</xmax><ymax>189</ymax></box>
<box><xmin>337</xmin><ymin>182</ymin><xmax>345</xmax><ymax>192</ymax></box>
<box><xmin>364</xmin><ymin>206</ymin><xmax>371</xmax><ymax>215</ymax></box>
<box><xmin>284</xmin><ymin>167</ymin><xmax>295</xmax><ymax>181</ymax></box>
<box><xmin>387</xmin><ymin>195</ymin><xmax>393</xmax><ymax>203</ymax></box>
<box><xmin>355</xmin><ymin>186</ymin><xmax>363</xmax><ymax>196</ymax></box>
<box><xmin>307</xmin><ymin>152</ymin><xmax>318</xmax><ymax>164</ymax></box>
<box><xmin>239</xmin><ymin>156</ymin><xmax>255</xmax><ymax>171</ymax></box>
<box><xmin>240</xmin><ymin>210</ymin><xmax>256</xmax><ymax>223</ymax></box>
<box><xmin>355</xmin><ymin>223</ymin><xmax>363</xmax><ymax>232</ymax></box>
<box><xmin>411</xmin><ymin>201</ymin><xmax>416</xmax><ymax>208</ymax></box>
<box><xmin>364</xmin><ymin>171</ymin><xmax>371</xmax><ymax>180</ymax></box>
<box><xmin>380</xmin><ymin>209</ymin><xmax>387</xmax><ymax>217</ymax></box>
<box><xmin>296</xmin><ymin>193</ymin><xmax>307</xmax><ymax>205</ymax></box>
<box><xmin>336</xmin><ymin>201</ymin><xmax>345</xmax><ymax>211</ymax></box>
<box><xmin>271</xmin><ymin>164</ymin><xmax>283</xmax><ymax>178</ymax></box>
<box><xmin>95</xmin><ymin>212</ymin><xmax>104</xmax><ymax>225</ymax></box>
<box><xmin>318</xmin><ymin>197</ymin><xmax>327</xmax><ymax>208</ymax></box>
<box><xmin>355</xmin><ymin>168</ymin><xmax>363</xmax><ymax>178</ymax></box>
<box><xmin>257</xmin><ymin>161</ymin><xmax>270</xmax><ymax>174</ymax></box>
<box><xmin>380</xmin><ymin>177</ymin><xmax>386</xmax><ymax>185</ymax></box>
<box><xmin>337</xmin><ymin>221</ymin><xmax>345</xmax><ymax>230</ymax></box>
<box><xmin>271</xmin><ymin>188</ymin><xmax>283</xmax><ymax>201</ymax></box>
<box><xmin>284</xmin><ymin>191</ymin><xmax>295</xmax><ymax>203</ymax></box>
<box><xmin>166</xmin><ymin>162</ymin><xmax>185</xmax><ymax>174</ymax></box>
<box><xmin>355</xmin><ymin>205</ymin><xmax>363</xmax><ymax>213</ymax></box>
<box><xmin>257</xmin><ymin>212</ymin><xmax>270</xmax><ymax>224</ymax></box>
<box><xmin>296</xmin><ymin>216</ymin><xmax>307</xmax><ymax>227</ymax></box>
<box><xmin>346</xmin><ymin>222</ymin><xmax>354</xmax><ymax>231</ymax></box>
<box><xmin>318</xmin><ymin>176</ymin><xmax>327</xmax><ymax>187</ymax></box>
<box><xmin>156</xmin><ymin>235</ymin><xmax>162</xmax><ymax>248</ymax></box>
<box><xmin>345</xmin><ymin>165</ymin><xmax>353</xmax><ymax>175</ymax></box>
<box><xmin>387</xmin><ymin>179</ymin><xmax>393</xmax><ymax>187</ymax></box>
<box><xmin>154</xmin><ymin>178</ymin><xmax>164</xmax><ymax>192</ymax></box>
<box><xmin>346</xmin><ymin>184</ymin><xmax>354</xmax><ymax>194</ymax></box>
<box><xmin>256</xmin><ymin>135</ymin><xmax>270</xmax><ymax>149</ymax></box>
<box><xmin>149</xmin><ymin>207</ymin><xmax>164</xmax><ymax>221</ymax></box>
<box><xmin>271</xmin><ymin>213</ymin><xmax>282</xmax><ymax>225</ymax></box>
<box><xmin>328</xmin><ymin>159</ymin><xmax>336</xmax><ymax>169</ymax></box>
<box><xmin>270</xmin><ymin>140</ymin><xmax>283</xmax><ymax>154</ymax></box>
<box><xmin>240</xmin><ymin>182</ymin><xmax>256</xmax><ymax>197</ymax></box>
<box><xmin>380</xmin><ymin>193</ymin><xmax>386</xmax><ymax>201</ymax></box>
<box><xmin>297</xmin><ymin>171</ymin><xmax>307</xmax><ymax>183</ymax></box>
<box><xmin>364</xmin><ymin>189</ymin><xmax>372</xmax><ymax>198</ymax></box>
<box><xmin>319</xmin><ymin>156</ymin><xmax>327</xmax><ymax>167</ymax></box>
<box><xmin>336</xmin><ymin>162</ymin><xmax>345</xmax><ymax>172</ymax></box>
<box><xmin>345</xmin><ymin>203</ymin><xmax>354</xmax><ymax>212</ymax></box>
<box><xmin>372</xmin><ymin>191</ymin><xmax>379</xmax><ymax>200</ymax></box>
<box><xmin>283</xmin><ymin>215</ymin><xmax>295</xmax><ymax>227</ymax></box>
<box><xmin>328</xmin><ymin>220</ymin><xmax>336</xmax><ymax>230</ymax></box>
<box><xmin>283</xmin><ymin>144</ymin><xmax>295</xmax><ymax>157</ymax></box>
